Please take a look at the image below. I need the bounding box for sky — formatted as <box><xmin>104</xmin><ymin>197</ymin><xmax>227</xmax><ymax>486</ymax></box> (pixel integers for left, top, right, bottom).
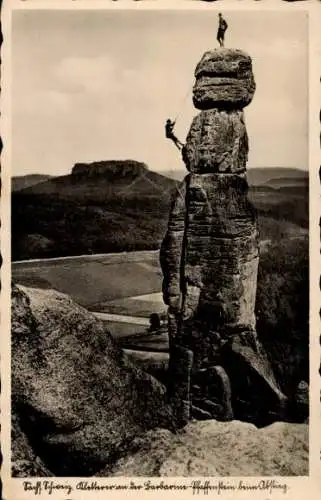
<box><xmin>12</xmin><ymin>9</ymin><xmax>308</xmax><ymax>176</ymax></box>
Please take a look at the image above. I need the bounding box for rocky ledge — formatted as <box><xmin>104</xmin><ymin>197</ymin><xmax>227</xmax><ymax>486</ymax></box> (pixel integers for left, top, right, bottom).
<box><xmin>12</xmin><ymin>284</ymin><xmax>308</xmax><ymax>477</ymax></box>
<box><xmin>12</xmin><ymin>284</ymin><xmax>173</xmax><ymax>477</ymax></box>
<box><xmin>103</xmin><ymin>420</ymin><xmax>308</xmax><ymax>477</ymax></box>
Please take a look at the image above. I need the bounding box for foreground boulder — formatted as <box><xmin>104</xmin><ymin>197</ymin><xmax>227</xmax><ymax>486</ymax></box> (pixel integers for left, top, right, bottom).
<box><xmin>12</xmin><ymin>285</ymin><xmax>173</xmax><ymax>477</ymax></box>
<box><xmin>105</xmin><ymin>420</ymin><xmax>308</xmax><ymax>477</ymax></box>
<box><xmin>12</xmin><ymin>412</ymin><xmax>53</xmax><ymax>477</ymax></box>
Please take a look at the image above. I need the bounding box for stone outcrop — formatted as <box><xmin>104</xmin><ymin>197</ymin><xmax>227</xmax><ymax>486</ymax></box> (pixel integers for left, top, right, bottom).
<box><xmin>193</xmin><ymin>49</ymin><xmax>256</xmax><ymax>110</ymax></box>
<box><xmin>72</xmin><ymin>160</ymin><xmax>148</xmax><ymax>179</ymax></box>
<box><xmin>12</xmin><ymin>412</ymin><xmax>53</xmax><ymax>477</ymax></box>
<box><xmin>183</xmin><ymin>110</ymin><xmax>249</xmax><ymax>173</ymax></box>
<box><xmin>161</xmin><ymin>48</ymin><xmax>286</xmax><ymax>426</ymax></box>
<box><xmin>105</xmin><ymin>420</ymin><xmax>308</xmax><ymax>477</ymax></box>
<box><xmin>11</xmin><ymin>284</ymin><xmax>174</xmax><ymax>477</ymax></box>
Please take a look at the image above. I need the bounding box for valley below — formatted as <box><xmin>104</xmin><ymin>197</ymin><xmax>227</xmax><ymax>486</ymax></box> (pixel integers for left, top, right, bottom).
<box><xmin>12</xmin><ymin>162</ymin><xmax>309</xmax><ymax>389</ymax></box>
<box><xmin>11</xmin><ymin>161</ymin><xmax>309</xmax><ymax>477</ymax></box>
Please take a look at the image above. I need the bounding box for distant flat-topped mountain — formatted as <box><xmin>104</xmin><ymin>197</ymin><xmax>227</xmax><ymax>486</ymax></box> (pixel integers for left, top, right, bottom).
<box><xmin>246</xmin><ymin>167</ymin><xmax>307</xmax><ymax>187</ymax></box>
<box><xmin>262</xmin><ymin>176</ymin><xmax>308</xmax><ymax>189</ymax></box>
<box><xmin>12</xmin><ymin>161</ymin><xmax>178</xmax><ymax>260</ymax></box>
<box><xmin>72</xmin><ymin>160</ymin><xmax>148</xmax><ymax>179</ymax></box>
<box><xmin>19</xmin><ymin>160</ymin><xmax>176</xmax><ymax>201</ymax></box>
<box><xmin>15</xmin><ymin>166</ymin><xmax>307</xmax><ymax>195</ymax></box>
<box><xmin>12</xmin><ymin>174</ymin><xmax>53</xmax><ymax>192</ymax></box>
<box><xmin>12</xmin><ymin>161</ymin><xmax>308</xmax><ymax>261</ymax></box>
<box><xmin>162</xmin><ymin>167</ymin><xmax>308</xmax><ymax>188</ymax></box>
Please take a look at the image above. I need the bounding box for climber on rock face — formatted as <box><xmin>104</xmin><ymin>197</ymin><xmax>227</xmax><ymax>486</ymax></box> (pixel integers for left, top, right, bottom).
<box><xmin>165</xmin><ymin>119</ymin><xmax>184</xmax><ymax>151</ymax></box>
<box><xmin>217</xmin><ymin>13</ymin><xmax>228</xmax><ymax>48</ymax></box>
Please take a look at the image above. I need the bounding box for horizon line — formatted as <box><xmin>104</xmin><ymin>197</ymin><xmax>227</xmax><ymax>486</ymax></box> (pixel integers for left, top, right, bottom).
<box><xmin>13</xmin><ymin>164</ymin><xmax>308</xmax><ymax>178</ymax></box>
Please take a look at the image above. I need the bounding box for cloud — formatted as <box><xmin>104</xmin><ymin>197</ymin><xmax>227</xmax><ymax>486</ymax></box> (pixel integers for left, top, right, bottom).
<box><xmin>12</xmin><ymin>10</ymin><xmax>308</xmax><ymax>176</ymax></box>
<box><xmin>51</xmin><ymin>55</ymin><xmax>162</xmax><ymax>115</ymax></box>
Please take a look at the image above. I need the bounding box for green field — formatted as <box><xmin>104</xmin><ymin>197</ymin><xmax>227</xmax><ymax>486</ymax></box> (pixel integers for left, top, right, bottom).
<box><xmin>13</xmin><ymin>253</ymin><xmax>162</xmax><ymax>307</ymax></box>
<box><xmin>118</xmin><ymin>328</ymin><xmax>169</xmax><ymax>353</ymax></box>
<box><xmin>94</xmin><ymin>295</ymin><xmax>166</xmax><ymax>317</ymax></box>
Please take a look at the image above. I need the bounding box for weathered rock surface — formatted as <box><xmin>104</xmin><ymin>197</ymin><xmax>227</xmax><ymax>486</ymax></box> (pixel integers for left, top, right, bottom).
<box><xmin>182</xmin><ymin>173</ymin><xmax>259</xmax><ymax>332</ymax></box>
<box><xmin>105</xmin><ymin>420</ymin><xmax>308</xmax><ymax>477</ymax></box>
<box><xmin>160</xmin><ymin>178</ymin><xmax>187</xmax><ymax>313</ymax></box>
<box><xmin>160</xmin><ymin>174</ymin><xmax>267</xmax><ymax>385</ymax></box>
<box><xmin>292</xmin><ymin>380</ymin><xmax>309</xmax><ymax>422</ymax></box>
<box><xmin>193</xmin><ymin>49</ymin><xmax>256</xmax><ymax>110</ymax></box>
<box><xmin>161</xmin><ymin>48</ymin><xmax>287</xmax><ymax>426</ymax></box>
<box><xmin>12</xmin><ymin>284</ymin><xmax>174</xmax><ymax>477</ymax></box>
<box><xmin>183</xmin><ymin>110</ymin><xmax>249</xmax><ymax>173</ymax></box>
<box><xmin>72</xmin><ymin>160</ymin><xmax>148</xmax><ymax>179</ymax></box>
<box><xmin>12</xmin><ymin>413</ymin><xmax>53</xmax><ymax>477</ymax></box>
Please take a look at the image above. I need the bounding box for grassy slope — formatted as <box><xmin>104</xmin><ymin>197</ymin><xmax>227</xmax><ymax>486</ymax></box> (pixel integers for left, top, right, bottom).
<box><xmin>12</xmin><ymin>166</ymin><xmax>178</xmax><ymax>260</ymax></box>
<box><xmin>101</xmin><ymin>321</ymin><xmax>146</xmax><ymax>339</ymax></box>
<box><xmin>12</xmin><ymin>174</ymin><xmax>53</xmax><ymax>192</ymax></box>
<box><xmin>95</xmin><ymin>297</ymin><xmax>166</xmax><ymax>317</ymax></box>
<box><xmin>12</xmin><ymin>258</ymin><xmax>162</xmax><ymax>307</ymax></box>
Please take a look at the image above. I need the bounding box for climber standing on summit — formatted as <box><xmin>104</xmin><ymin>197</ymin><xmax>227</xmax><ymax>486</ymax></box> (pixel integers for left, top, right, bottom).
<box><xmin>165</xmin><ymin>119</ymin><xmax>184</xmax><ymax>151</ymax></box>
<box><xmin>217</xmin><ymin>13</ymin><xmax>228</xmax><ymax>48</ymax></box>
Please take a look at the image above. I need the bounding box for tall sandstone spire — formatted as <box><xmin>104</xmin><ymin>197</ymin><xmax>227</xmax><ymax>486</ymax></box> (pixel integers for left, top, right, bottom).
<box><xmin>161</xmin><ymin>49</ymin><xmax>286</xmax><ymax>427</ymax></box>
